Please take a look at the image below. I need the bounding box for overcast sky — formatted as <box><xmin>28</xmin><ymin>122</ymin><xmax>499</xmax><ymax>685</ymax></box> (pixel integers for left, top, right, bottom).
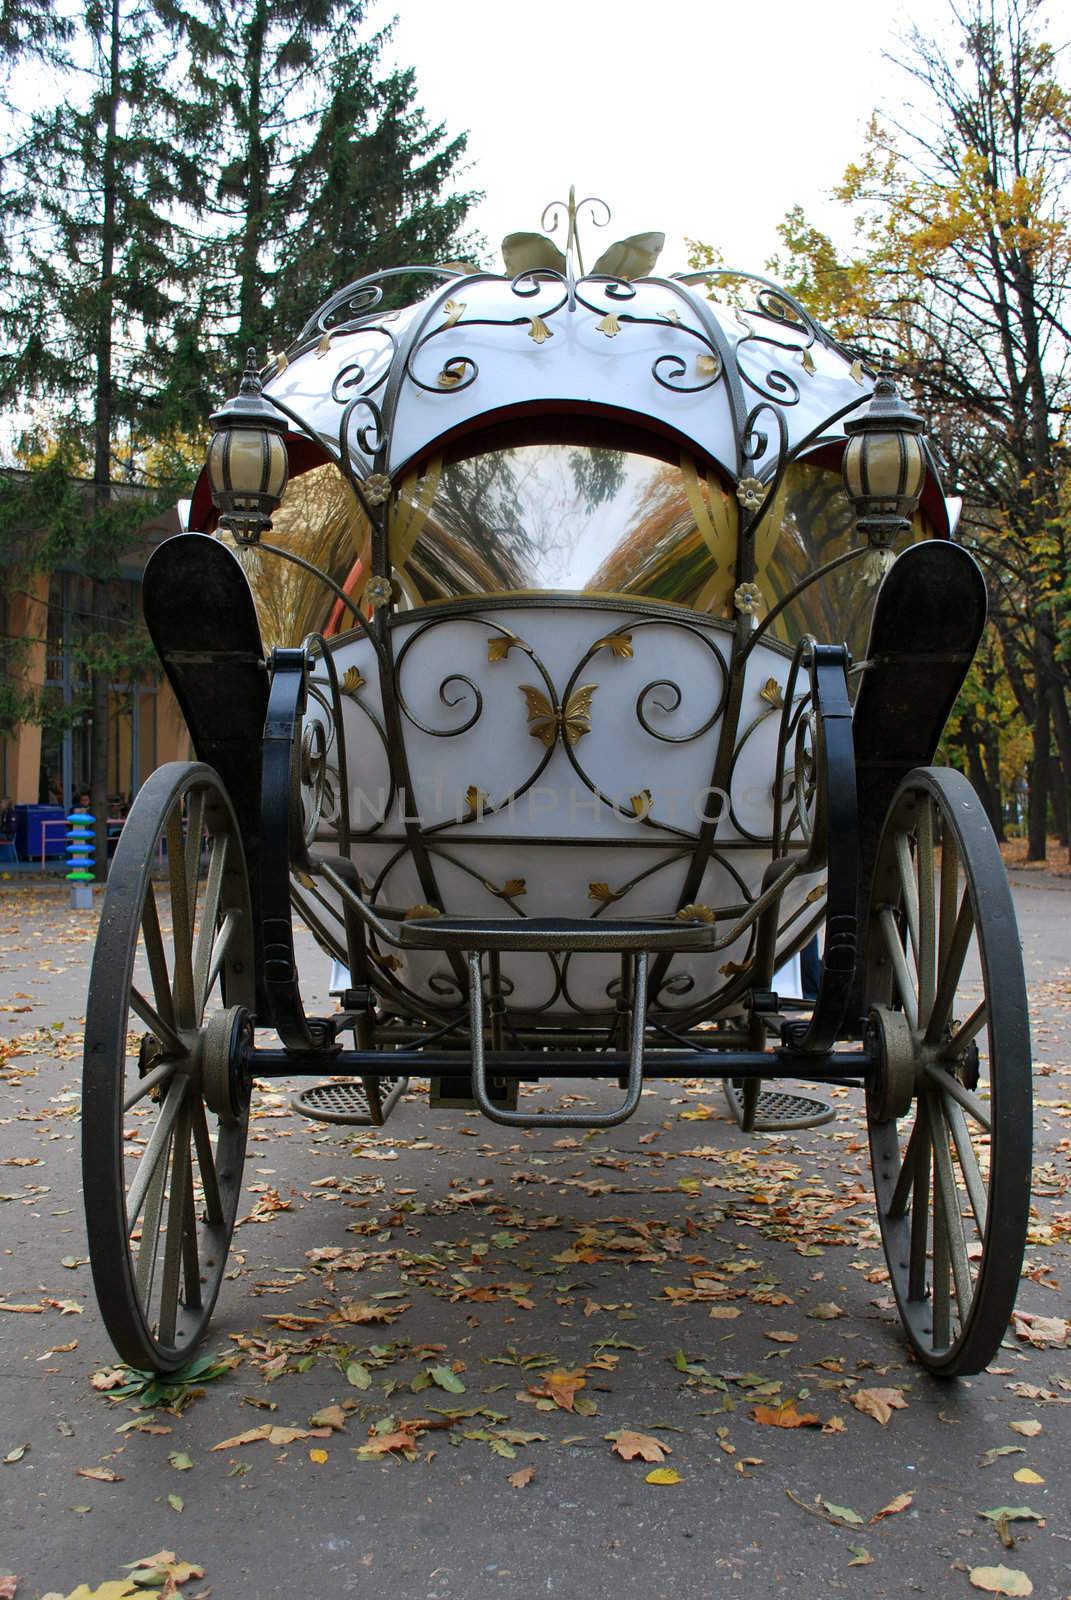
<box><xmin>385</xmin><ymin>0</ymin><xmax>961</xmax><ymax>276</ymax></box>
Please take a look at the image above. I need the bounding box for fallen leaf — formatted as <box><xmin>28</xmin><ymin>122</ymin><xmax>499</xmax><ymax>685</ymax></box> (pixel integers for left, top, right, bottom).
<box><xmin>1011</xmin><ymin>1312</ymin><xmax>1068</xmax><ymax>1349</ymax></box>
<box><xmin>968</xmin><ymin>1564</ymin><xmax>1033</xmax><ymax>1596</ymax></box>
<box><xmin>508</xmin><ymin>1466</ymin><xmax>535</xmax><ymax>1488</ymax></box>
<box><xmin>528</xmin><ymin>1369</ymin><xmax>586</xmax><ymax>1411</ymax></box>
<box><xmin>167</xmin><ymin>1452</ymin><xmax>193</xmax><ymax>1472</ymax></box>
<box><xmin>821</xmin><ymin>1500</ymin><xmax>865</xmax><ymax>1526</ymax></box>
<box><xmin>167</xmin><ymin>1493</ymin><xmax>183</xmax><ymax>1513</ymax></box>
<box><xmin>1009</xmin><ymin>1420</ymin><xmax>1042</xmax><ymax>1438</ymax></box>
<box><xmin>345</xmin><ymin>1362</ymin><xmax>372</xmax><ymax>1390</ymax></box>
<box><xmin>309</xmin><ymin>1448</ymin><xmax>329</xmax><ymax>1464</ymax></box>
<box><xmin>645</xmin><ymin>1467</ymin><xmax>682</xmax><ymax>1485</ymax></box>
<box><xmin>334</xmin><ymin>1299</ymin><xmax>408</xmax><ymax>1326</ymax></box>
<box><xmin>74</xmin><ymin>1466</ymin><xmax>123</xmax><ymax>1482</ymax></box>
<box><xmin>981</xmin><ymin>1446</ymin><xmax>1024</xmax><ymax>1467</ymax></box>
<box><xmin>210</xmin><ymin>1425</ymin><xmax>330</xmax><ymax>1451</ymax></box>
<box><xmin>1012</xmin><ymin>1469</ymin><xmax>1044</xmax><ymax>1485</ymax></box>
<box><xmin>851</xmin><ymin>1387</ymin><xmax>908</xmax><ymax>1425</ymax></box>
<box><xmin>0</xmin><ymin>1304</ymin><xmax>42</xmax><ymax>1314</ymax></box>
<box><xmin>3</xmin><ymin>1445</ymin><xmax>28</xmax><ymax>1464</ymax></box>
<box><xmin>751</xmin><ymin>1404</ymin><xmax>820</xmax><ymax>1429</ymax></box>
<box><xmin>847</xmin><ymin>1547</ymin><xmax>873</xmax><ymax>1566</ymax></box>
<box><xmin>871</xmin><ymin>1492</ymin><xmax>913</xmax><ymax>1522</ymax></box>
<box><xmin>979</xmin><ymin>1507</ymin><xmax>1044</xmax><ymax>1525</ymax></box>
<box><xmin>808</xmin><ymin>1302</ymin><xmax>845</xmax><ymax>1320</ymax></box>
<box><xmin>765</xmin><ymin>1331</ymin><xmax>798</xmax><ymax>1344</ymax></box>
<box><xmin>309</xmin><ymin>1405</ymin><xmax>347</xmax><ymax>1432</ymax></box>
<box><xmin>611</xmin><ymin>1430</ymin><xmax>670</xmax><ymax>1464</ymax></box>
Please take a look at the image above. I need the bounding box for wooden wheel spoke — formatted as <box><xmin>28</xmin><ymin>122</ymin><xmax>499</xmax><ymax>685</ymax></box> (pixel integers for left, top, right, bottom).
<box><xmin>908</xmin><ymin>1097</ymin><xmax>932</xmax><ymax>1303</ymax></box>
<box><xmin>193</xmin><ymin>836</ymin><xmax>228</xmax><ymax>1012</ymax></box>
<box><xmin>140</xmin><ymin>884</ymin><xmax>175</xmax><ymax>1031</ymax></box>
<box><xmin>184</xmin><ymin>788</ymin><xmax>206</xmax><ymax>929</ymax></box>
<box><xmin>925</xmin><ymin>892</ymin><xmax>974</xmax><ymax>1042</ymax></box>
<box><xmin>932</xmin><ymin>1169</ymin><xmax>952</xmax><ymax>1349</ymax></box>
<box><xmin>190</xmin><ymin>1097</ymin><xmax>223</xmax><ymax>1225</ymax></box>
<box><xmin>916</xmin><ymin>800</ymin><xmax>936</xmax><ymax>1027</ymax></box>
<box><xmin>879</xmin><ymin>906</ymin><xmax>918</xmax><ymax>1028</ymax></box>
<box><xmin>157</xmin><ymin>1104</ymin><xmax>194</xmax><ymax>1345</ymax></box>
<box><xmin>135</xmin><ymin>1133</ymin><xmax>172</xmax><ymax>1305</ymax></box>
<box><xmin>930</xmin><ymin>1096</ymin><xmax>973</xmax><ymax>1324</ymax></box>
<box><xmin>123</xmin><ymin>1060</ymin><xmax>175</xmax><ymax>1112</ymax></box>
<box><xmin>129</xmin><ymin>986</ymin><xmax>185</xmax><ymax>1060</ymax></box>
<box><xmin>944</xmin><ymin>1095</ymin><xmax>988</xmax><ymax>1234</ymax></box>
<box><xmin>938</xmin><ymin>830</ymin><xmax>959</xmax><ymax>976</ymax></box>
<box><xmin>166</xmin><ymin>811</ymin><xmax>197</xmax><ymax>1029</ymax></box>
<box><xmin>894</xmin><ymin>832</ymin><xmax>920</xmax><ymax>971</ymax></box>
<box><xmin>888</xmin><ymin>1113</ymin><xmax>926</xmax><ymax>1219</ymax></box>
<box><xmin>923</xmin><ymin>1061</ymin><xmax>991</xmax><ymax>1133</ymax></box>
<box><xmin>946</xmin><ymin>1001</ymin><xmax>988</xmax><ymax>1055</ymax></box>
<box><xmin>126</xmin><ymin>1076</ymin><xmax>189</xmax><ymax>1230</ymax></box>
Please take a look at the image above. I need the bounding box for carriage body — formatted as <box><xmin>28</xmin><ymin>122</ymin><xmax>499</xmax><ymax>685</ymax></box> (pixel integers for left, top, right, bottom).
<box><xmin>81</xmin><ymin>199</ymin><xmax>1033</xmax><ymax>1383</ymax></box>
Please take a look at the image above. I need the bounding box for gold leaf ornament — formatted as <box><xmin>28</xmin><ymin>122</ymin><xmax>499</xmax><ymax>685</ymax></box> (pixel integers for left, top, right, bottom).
<box><xmin>660</xmin><ymin>308</ymin><xmax>683</xmax><ymax>327</ymax></box>
<box><xmin>466</xmin><ymin>785</ymin><xmax>489</xmax><ymax>815</ymax></box>
<box><xmin>801</xmin><ymin>345</ymin><xmax>816</xmax><ymax>375</ymax></box>
<box><xmin>316</xmin><ymin>332</ymin><xmax>332</xmax><ymax>358</ymax></box>
<box><xmin>677</xmin><ymin>903</ymin><xmax>716</xmax><ymax>924</ymax></box>
<box><xmin>589</xmin><ymin>882</ymin><xmax>624</xmax><ymax>903</ymax></box>
<box><xmin>594</xmin><ymin>632</ymin><xmax>633</xmax><ymax>658</ymax></box>
<box><xmin>630</xmin><ymin>790</ymin><xmax>653</xmax><ymax>820</ymax></box>
<box><xmin>759</xmin><ymin>677</ymin><xmax>784</xmax><ymax>709</ymax></box>
<box><xmin>403</xmin><ymin>904</ymin><xmax>441</xmax><ymax>921</ymax></box>
<box><xmin>437</xmin><ymin>361</ymin><xmax>466</xmax><ymax>388</ymax></box>
<box><xmin>441</xmin><ymin>298</ymin><xmax>466</xmax><ymax>328</ymax></box>
<box><xmin>519</xmin><ymin>683</ymin><xmax>596</xmax><ymax>747</ymax></box>
<box><xmin>490</xmin><ymin>878</ymin><xmax>527</xmax><ymax>899</ymax></box>
<box><xmin>488</xmin><ymin>635</ymin><xmax>524</xmax><ymax>662</ymax></box>
<box><xmin>341</xmin><ymin>665</ymin><xmax>365</xmax><ymax>697</ymax></box>
<box><xmin>596</xmin><ymin>312</ymin><xmax>621</xmax><ymax>338</ymax></box>
<box><xmin>696</xmin><ymin>353</ymin><xmax>719</xmax><ymax>377</ymax></box>
<box><xmin>528</xmin><ymin>315</ymin><xmax>553</xmax><ymax>345</ymax></box>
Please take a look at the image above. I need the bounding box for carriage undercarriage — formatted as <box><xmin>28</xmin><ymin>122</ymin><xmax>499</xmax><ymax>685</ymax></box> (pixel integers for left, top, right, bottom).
<box><xmin>81</xmin><ymin>201</ymin><xmax>1033</xmax><ymax>1387</ymax></box>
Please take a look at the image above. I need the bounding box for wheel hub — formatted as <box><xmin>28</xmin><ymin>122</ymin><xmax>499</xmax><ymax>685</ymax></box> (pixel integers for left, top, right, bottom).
<box><xmin>866</xmin><ymin>1006</ymin><xmax>917</xmax><ymax>1123</ymax></box>
<box><xmin>200</xmin><ymin>1006</ymin><xmax>254</xmax><ymax>1123</ymax></box>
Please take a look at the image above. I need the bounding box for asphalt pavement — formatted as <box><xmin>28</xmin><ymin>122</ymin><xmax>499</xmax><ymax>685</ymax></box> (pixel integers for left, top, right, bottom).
<box><xmin>0</xmin><ymin>871</ymin><xmax>1069</xmax><ymax>1600</ymax></box>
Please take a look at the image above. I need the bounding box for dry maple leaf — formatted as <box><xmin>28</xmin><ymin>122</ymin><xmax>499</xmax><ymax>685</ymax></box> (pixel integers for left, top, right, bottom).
<box><xmin>611</xmin><ymin>1430</ymin><xmax>670</xmax><ymax>1464</ymax></box>
<box><xmin>210</xmin><ymin>1424</ymin><xmax>330</xmax><ymax>1451</ymax></box>
<box><xmin>751</xmin><ymin>1404</ymin><xmax>820</xmax><ymax>1429</ymax></box>
<box><xmin>508</xmin><ymin>1466</ymin><xmax>535</xmax><ymax>1488</ymax></box>
<box><xmin>74</xmin><ymin>1466</ymin><xmax>123</xmax><ymax>1482</ymax></box>
<box><xmin>851</xmin><ymin>1387</ymin><xmax>908</xmax><ymax>1426</ymax></box>
<box><xmin>871</xmin><ymin>1492</ymin><xmax>913</xmax><ymax>1522</ymax></box>
<box><xmin>1012</xmin><ymin>1312</ymin><xmax>1068</xmax><ymax>1349</ymax></box>
<box><xmin>333</xmin><ymin>1300</ymin><xmax>408</xmax><ymax>1325</ymax></box>
<box><xmin>528</xmin><ymin>1369</ymin><xmax>587</xmax><ymax>1411</ymax></box>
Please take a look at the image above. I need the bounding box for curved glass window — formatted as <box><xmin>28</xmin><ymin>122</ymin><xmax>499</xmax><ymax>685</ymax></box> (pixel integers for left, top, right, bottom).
<box><xmin>391</xmin><ymin>446</ymin><xmax>740</xmax><ymax>613</ymax></box>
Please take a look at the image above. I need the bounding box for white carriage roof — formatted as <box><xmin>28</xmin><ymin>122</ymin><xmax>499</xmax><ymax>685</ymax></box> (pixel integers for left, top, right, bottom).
<box><xmin>262</xmin><ymin>196</ymin><xmax>887</xmax><ymax>494</ymax></box>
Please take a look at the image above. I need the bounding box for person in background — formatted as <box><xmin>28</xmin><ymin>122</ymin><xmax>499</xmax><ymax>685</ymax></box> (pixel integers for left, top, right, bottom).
<box><xmin>76</xmin><ymin>790</ymin><xmax>91</xmax><ymax>812</ymax></box>
<box><xmin>0</xmin><ymin>797</ymin><xmax>15</xmax><ymax>839</ymax></box>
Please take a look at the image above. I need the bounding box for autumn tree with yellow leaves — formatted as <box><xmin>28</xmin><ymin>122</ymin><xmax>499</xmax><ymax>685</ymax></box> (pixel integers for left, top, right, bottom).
<box><xmin>692</xmin><ymin>0</ymin><xmax>1070</xmax><ymax>857</ymax></box>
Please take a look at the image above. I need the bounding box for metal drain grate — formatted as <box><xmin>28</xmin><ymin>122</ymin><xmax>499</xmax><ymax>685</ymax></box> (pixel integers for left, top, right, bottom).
<box><xmin>723</xmin><ymin>1081</ymin><xmax>835</xmax><ymax>1132</ymax></box>
<box><xmin>291</xmin><ymin>1078</ymin><xmax>407</xmax><ymax>1126</ymax></box>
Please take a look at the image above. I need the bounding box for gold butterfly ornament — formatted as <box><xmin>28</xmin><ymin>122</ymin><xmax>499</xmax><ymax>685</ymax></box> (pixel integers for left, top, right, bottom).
<box><xmin>520</xmin><ymin>683</ymin><xmax>597</xmax><ymax>747</ymax></box>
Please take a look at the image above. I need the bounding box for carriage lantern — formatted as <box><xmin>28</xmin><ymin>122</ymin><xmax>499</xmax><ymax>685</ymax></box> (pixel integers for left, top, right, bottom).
<box><xmin>205</xmin><ymin>346</ymin><xmax>289</xmax><ymax>544</ymax></box>
<box><xmin>841</xmin><ymin>364</ymin><xmax>927</xmax><ymax>573</ymax></box>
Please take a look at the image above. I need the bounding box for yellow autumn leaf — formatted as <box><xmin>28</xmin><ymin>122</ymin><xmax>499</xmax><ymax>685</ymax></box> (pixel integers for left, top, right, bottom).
<box><xmin>968</xmin><ymin>1565</ymin><xmax>1033</xmax><ymax>1596</ymax></box>
<box><xmin>1013</xmin><ymin>1468</ymin><xmax>1044</xmax><ymax>1484</ymax></box>
<box><xmin>309</xmin><ymin>1448</ymin><xmax>329</xmax><ymax>1464</ymax></box>
<box><xmin>645</xmin><ymin>1467</ymin><xmax>682</xmax><ymax>1485</ymax></box>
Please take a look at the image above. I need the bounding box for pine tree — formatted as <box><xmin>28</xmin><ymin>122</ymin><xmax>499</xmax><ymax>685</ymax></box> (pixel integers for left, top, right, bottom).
<box><xmin>0</xmin><ymin>0</ymin><xmax>210</xmax><ymax>869</ymax></box>
<box><xmin>164</xmin><ymin>0</ymin><xmax>481</xmax><ymax>365</ymax></box>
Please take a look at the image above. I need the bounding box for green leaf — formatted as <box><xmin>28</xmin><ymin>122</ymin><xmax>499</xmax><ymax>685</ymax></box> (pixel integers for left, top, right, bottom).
<box><xmin>167</xmin><ymin>1451</ymin><xmax>193</xmax><ymax>1471</ymax></box>
<box><xmin>345</xmin><ymin>1362</ymin><xmax>372</xmax><ymax>1390</ymax></box>
<box><xmin>821</xmin><ymin>1500</ymin><xmax>865</xmax><ymax>1525</ymax></box>
<box><xmin>167</xmin><ymin>1492</ymin><xmax>184</xmax><ymax>1513</ymax></box>
<box><xmin>427</xmin><ymin>1366</ymin><xmax>466</xmax><ymax>1394</ymax></box>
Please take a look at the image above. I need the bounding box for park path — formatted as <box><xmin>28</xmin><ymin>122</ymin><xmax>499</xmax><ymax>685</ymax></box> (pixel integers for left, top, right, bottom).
<box><xmin>0</xmin><ymin>874</ymin><xmax>1068</xmax><ymax>1600</ymax></box>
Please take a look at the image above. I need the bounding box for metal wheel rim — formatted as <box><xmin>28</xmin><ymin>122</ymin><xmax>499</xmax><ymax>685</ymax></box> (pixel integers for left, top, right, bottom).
<box><xmin>82</xmin><ymin>762</ymin><xmax>255</xmax><ymax>1373</ymax></box>
<box><xmin>865</xmin><ymin>766</ymin><xmax>1032</xmax><ymax>1377</ymax></box>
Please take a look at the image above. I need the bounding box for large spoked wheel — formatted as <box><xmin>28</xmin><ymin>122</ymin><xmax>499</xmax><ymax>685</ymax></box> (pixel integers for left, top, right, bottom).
<box><xmin>83</xmin><ymin>762</ymin><xmax>255</xmax><ymax>1373</ymax></box>
<box><xmin>864</xmin><ymin>767</ymin><xmax>1031</xmax><ymax>1377</ymax></box>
